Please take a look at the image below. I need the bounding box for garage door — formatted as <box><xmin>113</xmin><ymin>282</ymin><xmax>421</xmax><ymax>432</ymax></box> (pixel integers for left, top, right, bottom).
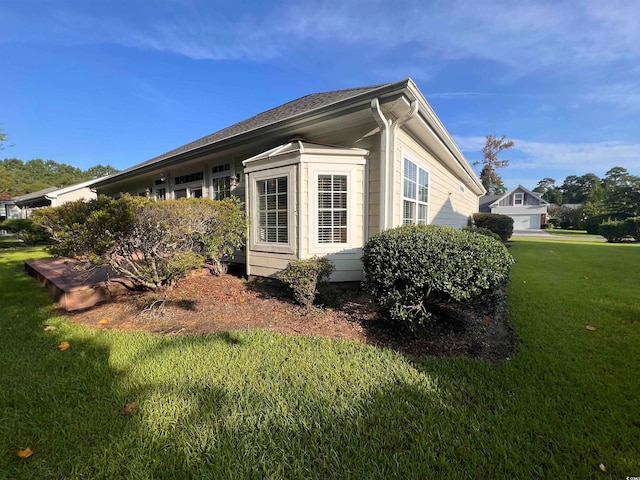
<box><xmin>512</xmin><ymin>214</ymin><xmax>540</xmax><ymax>229</ymax></box>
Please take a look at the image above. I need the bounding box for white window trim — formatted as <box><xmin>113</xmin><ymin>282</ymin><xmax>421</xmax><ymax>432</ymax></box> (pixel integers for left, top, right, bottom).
<box><xmin>154</xmin><ymin>187</ymin><xmax>167</xmax><ymax>201</ymax></box>
<box><xmin>514</xmin><ymin>192</ymin><xmax>524</xmax><ymax>205</ymax></box>
<box><xmin>308</xmin><ymin>163</ymin><xmax>358</xmax><ymax>253</ymax></box>
<box><xmin>401</xmin><ymin>153</ymin><xmax>430</xmax><ymax>226</ymax></box>
<box><xmin>249</xmin><ymin>165</ymin><xmax>296</xmax><ymax>255</ymax></box>
<box><xmin>172</xmin><ymin>182</ymin><xmax>204</xmax><ymax>199</ymax></box>
<box><xmin>210</xmin><ymin>175</ymin><xmax>232</xmax><ymax>200</ymax></box>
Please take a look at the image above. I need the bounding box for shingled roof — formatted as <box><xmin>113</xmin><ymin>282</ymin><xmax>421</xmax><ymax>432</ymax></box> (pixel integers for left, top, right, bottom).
<box><xmin>120</xmin><ymin>81</ymin><xmax>397</xmax><ymax>173</ymax></box>
<box><xmin>12</xmin><ymin>187</ymin><xmax>59</xmax><ymax>204</ymax></box>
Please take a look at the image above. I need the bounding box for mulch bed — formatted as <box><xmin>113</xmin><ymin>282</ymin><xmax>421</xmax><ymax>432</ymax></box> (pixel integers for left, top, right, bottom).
<box><xmin>64</xmin><ymin>272</ymin><xmax>517</xmax><ymax>363</ymax></box>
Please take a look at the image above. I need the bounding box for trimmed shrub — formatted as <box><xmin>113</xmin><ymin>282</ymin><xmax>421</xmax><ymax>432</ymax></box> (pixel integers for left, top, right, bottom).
<box><xmin>461</xmin><ymin>226</ymin><xmax>502</xmax><ymax>242</ymax></box>
<box><xmin>624</xmin><ymin>217</ymin><xmax>640</xmax><ymax>242</ymax></box>
<box><xmin>472</xmin><ymin>213</ymin><xmax>514</xmax><ymax>242</ymax></box>
<box><xmin>598</xmin><ymin>220</ymin><xmax>631</xmax><ymax>243</ymax></box>
<box><xmin>548</xmin><ymin>218</ymin><xmax>560</xmax><ymax>227</ymax></box>
<box><xmin>584</xmin><ymin>213</ymin><xmax>629</xmax><ymax>234</ymax></box>
<box><xmin>540</xmin><ymin>223</ymin><xmax>554</xmax><ymax>230</ymax></box>
<box><xmin>279</xmin><ymin>256</ymin><xmax>335</xmax><ymax>310</ymax></box>
<box><xmin>0</xmin><ymin>218</ymin><xmax>50</xmax><ymax>245</ymax></box>
<box><xmin>362</xmin><ymin>225</ymin><xmax>515</xmax><ymax>329</ymax></box>
<box><xmin>33</xmin><ymin>195</ymin><xmax>247</xmax><ymax>291</ymax></box>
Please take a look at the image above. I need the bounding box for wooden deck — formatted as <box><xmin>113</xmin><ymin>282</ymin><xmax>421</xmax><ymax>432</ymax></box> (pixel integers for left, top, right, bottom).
<box><xmin>25</xmin><ymin>258</ymin><xmax>131</xmax><ymax>311</ymax></box>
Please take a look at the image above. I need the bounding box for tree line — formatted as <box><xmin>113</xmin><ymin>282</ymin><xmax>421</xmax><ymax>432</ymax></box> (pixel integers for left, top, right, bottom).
<box><xmin>0</xmin><ymin>158</ymin><xmax>118</xmax><ymax>199</ymax></box>
<box><xmin>533</xmin><ymin>167</ymin><xmax>640</xmax><ymax>220</ymax></box>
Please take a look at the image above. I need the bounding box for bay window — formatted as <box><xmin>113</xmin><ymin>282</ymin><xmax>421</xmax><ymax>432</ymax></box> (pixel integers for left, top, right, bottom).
<box><xmin>318</xmin><ymin>175</ymin><xmax>348</xmax><ymax>244</ymax></box>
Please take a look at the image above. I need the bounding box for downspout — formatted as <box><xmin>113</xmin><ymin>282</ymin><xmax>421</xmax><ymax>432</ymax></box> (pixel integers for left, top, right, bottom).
<box><xmin>297</xmin><ymin>162</ymin><xmax>302</xmax><ymax>260</ymax></box>
<box><xmin>245</xmin><ymin>171</ymin><xmax>251</xmax><ymax>278</ymax></box>
<box><xmin>371</xmin><ymin>99</ymin><xmax>391</xmax><ymax>232</ymax></box>
<box><xmin>388</xmin><ymin>100</ymin><xmax>418</xmax><ymax>227</ymax></box>
<box><xmin>371</xmin><ymin>98</ymin><xmax>419</xmax><ymax>230</ymax></box>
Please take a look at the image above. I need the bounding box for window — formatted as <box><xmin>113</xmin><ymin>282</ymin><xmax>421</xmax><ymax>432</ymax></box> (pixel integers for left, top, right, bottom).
<box><xmin>402</xmin><ymin>158</ymin><xmax>429</xmax><ymax>225</ymax></box>
<box><xmin>155</xmin><ymin>188</ymin><xmax>166</xmax><ymax>201</ymax></box>
<box><xmin>174</xmin><ymin>188</ymin><xmax>187</xmax><ymax>199</ymax></box>
<box><xmin>514</xmin><ymin>192</ymin><xmax>524</xmax><ymax>205</ymax></box>
<box><xmin>175</xmin><ymin>172</ymin><xmax>204</xmax><ymax>185</ymax></box>
<box><xmin>211</xmin><ymin>164</ymin><xmax>233</xmax><ymax>200</ymax></box>
<box><xmin>256</xmin><ymin>176</ymin><xmax>288</xmax><ymax>243</ymax></box>
<box><xmin>212</xmin><ymin>176</ymin><xmax>231</xmax><ymax>200</ymax></box>
<box><xmin>318</xmin><ymin>175</ymin><xmax>347</xmax><ymax>243</ymax></box>
<box><xmin>212</xmin><ymin>164</ymin><xmax>231</xmax><ymax>174</ymax></box>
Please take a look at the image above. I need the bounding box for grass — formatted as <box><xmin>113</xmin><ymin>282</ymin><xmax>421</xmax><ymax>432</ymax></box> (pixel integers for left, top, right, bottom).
<box><xmin>1</xmin><ymin>240</ymin><xmax>639</xmax><ymax>479</ymax></box>
<box><xmin>547</xmin><ymin>228</ymin><xmax>605</xmax><ymax>241</ymax></box>
<box><xmin>0</xmin><ymin>234</ymin><xmax>24</xmax><ymax>249</ymax></box>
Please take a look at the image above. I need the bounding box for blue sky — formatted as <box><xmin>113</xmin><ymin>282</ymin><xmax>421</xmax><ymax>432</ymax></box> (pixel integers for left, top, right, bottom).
<box><xmin>1</xmin><ymin>0</ymin><xmax>639</xmax><ymax>190</ymax></box>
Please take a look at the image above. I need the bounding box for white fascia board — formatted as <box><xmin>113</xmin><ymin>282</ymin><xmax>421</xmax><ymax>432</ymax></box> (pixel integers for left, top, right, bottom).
<box><xmin>46</xmin><ymin>177</ymin><xmax>108</xmax><ymax>199</ymax></box>
<box><xmin>404</xmin><ymin>81</ymin><xmax>485</xmax><ymax>196</ymax></box>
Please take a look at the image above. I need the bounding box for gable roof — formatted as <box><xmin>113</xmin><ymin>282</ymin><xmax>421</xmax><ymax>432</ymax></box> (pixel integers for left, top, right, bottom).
<box><xmin>44</xmin><ymin>176</ymin><xmax>109</xmax><ymax>199</ymax></box>
<box><xmin>12</xmin><ymin>187</ymin><xmax>59</xmax><ymax>204</ymax></box>
<box><xmin>105</xmin><ymin>82</ymin><xmax>396</xmax><ymax>180</ymax></box>
<box><xmin>93</xmin><ymin>78</ymin><xmax>485</xmax><ymax>194</ymax></box>
<box><xmin>490</xmin><ymin>184</ymin><xmax>549</xmax><ymax>207</ymax></box>
<box><xmin>479</xmin><ymin>194</ymin><xmax>502</xmax><ymax>212</ymax></box>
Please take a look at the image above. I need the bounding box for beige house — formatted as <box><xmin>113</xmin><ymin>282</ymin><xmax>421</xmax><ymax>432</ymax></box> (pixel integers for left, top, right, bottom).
<box><xmin>93</xmin><ymin>78</ymin><xmax>485</xmax><ymax>281</ymax></box>
<box><xmin>480</xmin><ymin>185</ymin><xmax>549</xmax><ymax>229</ymax></box>
<box><xmin>7</xmin><ymin>178</ymin><xmax>101</xmax><ymax>219</ymax></box>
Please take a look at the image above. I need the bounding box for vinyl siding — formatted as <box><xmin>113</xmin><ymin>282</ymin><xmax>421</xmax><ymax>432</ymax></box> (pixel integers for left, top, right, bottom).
<box><xmin>55</xmin><ymin>187</ymin><xmax>96</xmax><ymax>206</ymax></box>
<box><xmin>395</xmin><ymin>129</ymin><xmax>479</xmax><ymax>228</ymax></box>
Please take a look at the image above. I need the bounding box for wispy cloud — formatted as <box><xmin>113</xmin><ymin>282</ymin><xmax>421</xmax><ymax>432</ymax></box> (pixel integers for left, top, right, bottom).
<box><xmin>277</xmin><ymin>0</ymin><xmax>640</xmax><ymax>78</ymax></box>
<box><xmin>583</xmin><ymin>81</ymin><xmax>640</xmax><ymax>113</ymax></box>
<box><xmin>3</xmin><ymin>0</ymin><xmax>639</xmax><ymax>76</ymax></box>
<box><xmin>428</xmin><ymin>92</ymin><xmax>505</xmax><ymax>99</ymax></box>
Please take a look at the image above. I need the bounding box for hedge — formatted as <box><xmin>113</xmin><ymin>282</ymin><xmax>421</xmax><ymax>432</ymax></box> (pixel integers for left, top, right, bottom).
<box><xmin>362</xmin><ymin>225</ymin><xmax>515</xmax><ymax>329</ymax></box>
<box><xmin>472</xmin><ymin>213</ymin><xmax>514</xmax><ymax>242</ymax></box>
<box><xmin>279</xmin><ymin>256</ymin><xmax>335</xmax><ymax>310</ymax></box>
<box><xmin>598</xmin><ymin>220</ymin><xmax>631</xmax><ymax>243</ymax></box>
<box><xmin>624</xmin><ymin>217</ymin><xmax>640</xmax><ymax>242</ymax></box>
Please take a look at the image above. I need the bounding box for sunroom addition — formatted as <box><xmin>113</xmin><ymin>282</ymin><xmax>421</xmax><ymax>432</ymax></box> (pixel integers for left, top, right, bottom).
<box><xmin>243</xmin><ymin>140</ymin><xmax>368</xmax><ymax>282</ymax></box>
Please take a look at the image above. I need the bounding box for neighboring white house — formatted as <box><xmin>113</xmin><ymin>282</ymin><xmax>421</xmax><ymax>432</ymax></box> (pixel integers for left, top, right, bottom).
<box><xmin>480</xmin><ymin>185</ymin><xmax>549</xmax><ymax>230</ymax></box>
<box><xmin>8</xmin><ymin>178</ymin><xmax>104</xmax><ymax>219</ymax></box>
<box><xmin>92</xmin><ymin>78</ymin><xmax>486</xmax><ymax>281</ymax></box>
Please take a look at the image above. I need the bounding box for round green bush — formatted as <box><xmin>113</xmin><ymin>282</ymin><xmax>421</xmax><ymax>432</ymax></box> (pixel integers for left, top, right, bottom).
<box><xmin>279</xmin><ymin>256</ymin><xmax>335</xmax><ymax>310</ymax></box>
<box><xmin>472</xmin><ymin>213</ymin><xmax>514</xmax><ymax>241</ymax></box>
<box><xmin>461</xmin><ymin>226</ymin><xmax>502</xmax><ymax>241</ymax></box>
<box><xmin>362</xmin><ymin>225</ymin><xmax>515</xmax><ymax>328</ymax></box>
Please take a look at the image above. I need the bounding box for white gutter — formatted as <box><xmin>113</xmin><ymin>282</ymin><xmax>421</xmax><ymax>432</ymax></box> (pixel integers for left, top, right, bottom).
<box><xmin>370</xmin><ymin>97</ymin><xmax>419</xmax><ymax>231</ymax></box>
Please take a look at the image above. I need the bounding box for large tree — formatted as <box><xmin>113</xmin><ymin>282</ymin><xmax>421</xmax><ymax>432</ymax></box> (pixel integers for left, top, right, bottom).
<box><xmin>533</xmin><ymin>177</ymin><xmax>563</xmax><ymax>204</ymax></box>
<box><xmin>474</xmin><ymin>135</ymin><xmax>514</xmax><ymax>195</ymax></box>
<box><xmin>601</xmin><ymin>167</ymin><xmax>640</xmax><ymax>216</ymax></box>
<box><xmin>560</xmin><ymin>173</ymin><xmax>602</xmax><ymax>204</ymax></box>
<box><xmin>0</xmin><ymin>158</ymin><xmax>119</xmax><ymax>197</ymax></box>
<box><xmin>0</xmin><ymin>126</ymin><xmax>13</xmax><ymax>151</ymax></box>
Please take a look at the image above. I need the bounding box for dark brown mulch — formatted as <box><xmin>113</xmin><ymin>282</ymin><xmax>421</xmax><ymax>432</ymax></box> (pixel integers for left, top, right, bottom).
<box><xmin>64</xmin><ymin>272</ymin><xmax>516</xmax><ymax>363</ymax></box>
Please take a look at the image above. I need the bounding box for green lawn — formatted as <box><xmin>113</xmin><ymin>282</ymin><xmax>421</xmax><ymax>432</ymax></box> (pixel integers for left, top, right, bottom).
<box><xmin>547</xmin><ymin>228</ymin><xmax>605</xmax><ymax>241</ymax></box>
<box><xmin>1</xmin><ymin>241</ymin><xmax>639</xmax><ymax>479</ymax></box>
<box><xmin>0</xmin><ymin>235</ymin><xmax>24</xmax><ymax>249</ymax></box>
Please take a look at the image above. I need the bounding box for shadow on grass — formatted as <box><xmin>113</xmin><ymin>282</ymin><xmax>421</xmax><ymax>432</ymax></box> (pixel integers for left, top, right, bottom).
<box><xmin>2</xmin><ymin>244</ymin><xmax>638</xmax><ymax>478</ymax></box>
